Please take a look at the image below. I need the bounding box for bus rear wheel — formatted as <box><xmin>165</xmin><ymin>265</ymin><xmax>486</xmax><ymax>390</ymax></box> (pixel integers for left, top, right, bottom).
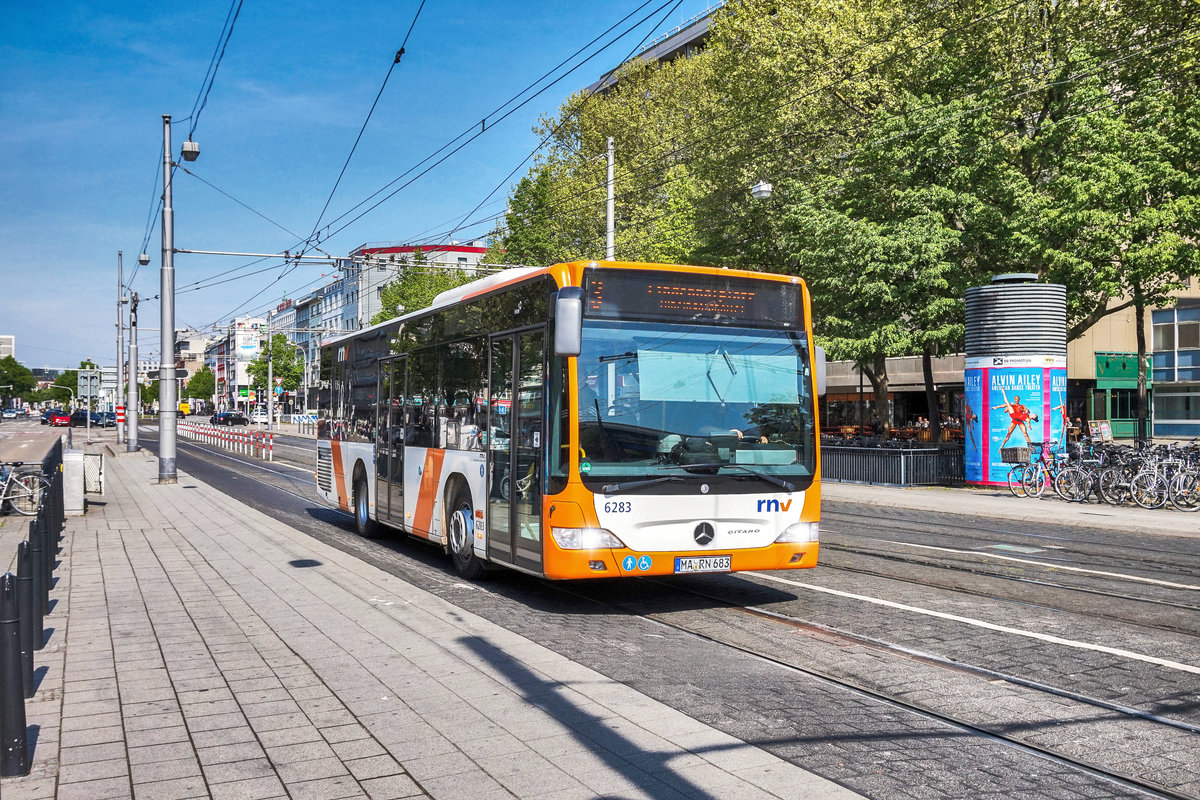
<box><xmin>354</xmin><ymin>476</ymin><xmax>380</xmax><ymax>539</ymax></box>
<box><xmin>447</xmin><ymin>484</ymin><xmax>485</xmax><ymax>579</ymax></box>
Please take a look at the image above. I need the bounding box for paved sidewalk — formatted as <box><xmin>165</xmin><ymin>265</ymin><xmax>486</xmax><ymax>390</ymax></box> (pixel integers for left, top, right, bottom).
<box><xmin>823</xmin><ymin>479</ymin><xmax>1200</xmax><ymax>538</ymax></box>
<box><xmin>1</xmin><ymin>446</ymin><xmax>860</xmax><ymax>800</ymax></box>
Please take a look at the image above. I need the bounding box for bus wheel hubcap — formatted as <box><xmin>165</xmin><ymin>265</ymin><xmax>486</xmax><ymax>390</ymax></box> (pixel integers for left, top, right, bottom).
<box><xmin>451</xmin><ymin>507</ymin><xmax>471</xmax><ymax>553</ymax></box>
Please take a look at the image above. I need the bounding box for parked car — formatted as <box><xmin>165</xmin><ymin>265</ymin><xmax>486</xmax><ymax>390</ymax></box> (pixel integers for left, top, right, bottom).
<box><xmin>210</xmin><ymin>411</ymin><xmax>248</xmax><ymax>426</ymax></box>
<box><xmin>249</xmin><ymin>408</ymin><xmax>269</xmax><ymax>425</ymax></box>
<box><xmin>69</xmin><ymin>409</ymin><xmax>103</xmax><ymax>427</ymax></box>
<box><xmin>99</xmin><ymin>411</ymin><xmax>117</xmax><ymax>427</ymax></box>
<box><xmin>41</xmin><ymin>408</ymin><xmax>64</xmax><ymax>425</ymax></box>
<box><xmin>47</xmin><ymin>410</ymin><xmax>71</xmax><ymax>427</ymax></box>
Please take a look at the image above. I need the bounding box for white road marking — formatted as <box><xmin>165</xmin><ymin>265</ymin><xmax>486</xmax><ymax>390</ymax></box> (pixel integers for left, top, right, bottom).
<box><xmin>756</xmin><ymin>572</ymin><xmax>1200</xmax><ymax>675</ymax></box>
<box><xmin>880</xmin><ymin>540</ymin><xmax>1200</xmax><ymax>592</ymax></box>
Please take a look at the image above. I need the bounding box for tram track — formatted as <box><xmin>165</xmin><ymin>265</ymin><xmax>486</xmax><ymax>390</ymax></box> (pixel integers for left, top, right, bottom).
<box><xmin>567</xmin><ymin>576</ymin><xmax>1200</xmax><ymax>800</ymax></box>
<box><xmin>816</xmin><ymin>543</ymin><xmax>1200</xmax><ymax>637</ymax></box>
<box><xmin>823</xmin><ymin>506</ymin><xmax>1200</xmax><ymax>577</ymax></box>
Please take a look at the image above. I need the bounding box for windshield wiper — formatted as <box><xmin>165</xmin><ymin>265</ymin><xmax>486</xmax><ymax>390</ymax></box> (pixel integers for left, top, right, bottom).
<box><xmin>663</xmin><ymin>463</ymin><xmax>795</xmax><ymax>492</ymax></box>
<box><xmin>602</xmin><ymin>475</ymin><xmax>685</xmax><ymax>494</ymax></box>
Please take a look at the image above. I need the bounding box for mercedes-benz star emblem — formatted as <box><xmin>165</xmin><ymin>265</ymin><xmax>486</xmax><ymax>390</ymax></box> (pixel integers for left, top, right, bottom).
<box><xmin>693</xmin><ymin>522</ymin><xmax>715</xmax><ymax>546</ymax></box>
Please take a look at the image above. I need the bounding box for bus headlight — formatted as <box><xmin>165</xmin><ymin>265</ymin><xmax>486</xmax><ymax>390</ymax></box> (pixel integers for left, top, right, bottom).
<box><xmin>775</xmin><ymin>522</ymin><xmax>818</xmax><ymax>543</ymax></box>
<box><xmin>552</xmin><ymin>527</ymin><xmax>626</xmax><ymax>550</ymax></box>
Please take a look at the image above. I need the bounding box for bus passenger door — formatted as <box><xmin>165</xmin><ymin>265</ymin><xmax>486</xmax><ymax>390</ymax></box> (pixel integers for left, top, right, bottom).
<box><xmin>377</xmin><ymin>356</ymin><xmax>406</xmax><ymax>527</ymax></box>
<box><xmin>488</xmin><ymin>330</ymin><xmax>544</xmax><ymax>573</ymax></box>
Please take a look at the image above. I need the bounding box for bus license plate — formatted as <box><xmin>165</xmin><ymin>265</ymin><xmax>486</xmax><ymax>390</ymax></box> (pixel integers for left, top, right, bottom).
<box><xmin>674</xmin><ymin>555</ymin><xmax>732</xmax><ymax>573</ymax></box>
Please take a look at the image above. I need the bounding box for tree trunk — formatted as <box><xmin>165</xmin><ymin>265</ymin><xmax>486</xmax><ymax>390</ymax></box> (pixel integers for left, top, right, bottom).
<box><xmin>1134</xmin><ymin>285</ymin><xmax>1149</xmax><ymax>442</ymax></box>
<box><xmin>922</xmin><ymin>343</ymin><xmax>942</xmax><ymax>443</ymax></box>
<box><xmin>862</xmin><ymin>354</ymin><xmax>890</xmax><ymax>441</ymax></box>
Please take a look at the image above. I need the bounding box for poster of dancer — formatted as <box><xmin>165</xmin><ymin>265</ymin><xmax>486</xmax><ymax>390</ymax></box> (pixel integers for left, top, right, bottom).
<box><xmin>964</xmin><ymin>356</ymin><xmax>1066</xmax><ymax>485</ymax></box>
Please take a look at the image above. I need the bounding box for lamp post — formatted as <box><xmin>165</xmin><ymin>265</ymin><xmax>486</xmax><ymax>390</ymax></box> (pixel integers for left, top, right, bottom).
<box><xmin>116</xmin><ymin>251</ymin><xmax>126</xmax><ymax>444</ymax></box>
<box><xmin>156</xmin><ymin>115</ymin><xmax>198</xmax><ymax>484</ymax></box>
<box><xmin>127</xmin><ymin>292</ymin><xmax>139</xmax><ymax>451</ymax></box>
<box><xmin>158</xmin><ymin>114</ymin><xmax>178</xmax><ymax>483</ymax></box>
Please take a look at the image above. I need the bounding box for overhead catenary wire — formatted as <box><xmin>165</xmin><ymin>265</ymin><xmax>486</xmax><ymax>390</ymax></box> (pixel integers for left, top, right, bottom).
<box><xmin>129</xmin><ymin>0</ymin><xmax>243</xmax><ymax>294</ymax></box>
<box><xmin>440</xmin><ymin>0</ymin><xmax>687</xmax><ymax>245</ymax></box>
<box><xmin>312</xmin><ymin>0</ymin><xmax>685</xmax><ymax>245</ymax></box>
<box><xmin>301</xmin><ymin>0</ymin><xmax>428</xmax><ymax>256</ymax></box>
<box><xmin>186</xmin><ymin>0</ymin><xmax>244</xmax><ymax>142</ymax></box>
<box><xmin>197</xmin><ymin>0</ymin><xmax>686</xmax><ymax>324</ymax></box>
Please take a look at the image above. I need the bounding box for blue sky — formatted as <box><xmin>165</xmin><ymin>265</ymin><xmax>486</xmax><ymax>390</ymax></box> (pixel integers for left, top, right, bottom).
<box><xmin>0</xmin><ymin>0</ymin><xmax>717</xmax><ymax>370</ymax></box>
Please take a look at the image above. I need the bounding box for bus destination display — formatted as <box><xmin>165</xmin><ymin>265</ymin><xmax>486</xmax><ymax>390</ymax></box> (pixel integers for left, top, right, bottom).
<box><xmin>583</xmin><ymin>268</ymin><xmax>802</xmax><ymax>327</ymax></box>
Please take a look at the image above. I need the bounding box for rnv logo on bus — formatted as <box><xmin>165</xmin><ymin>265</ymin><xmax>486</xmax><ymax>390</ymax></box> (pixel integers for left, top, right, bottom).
<box><xmin>757</xmin><ymin>498</ymin><xmax>793</xmax><ymax>512</ymax></box>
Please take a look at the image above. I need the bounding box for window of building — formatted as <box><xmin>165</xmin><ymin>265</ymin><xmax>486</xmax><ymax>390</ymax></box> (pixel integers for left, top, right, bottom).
<box><xmin>1153</xmin><ymin>322</ymin><xmax>1174</xmax><ymax>351</ymax></box>
<box><xmin>1154</xmin><ymin>391</ymin><xmax>1200</xmax><ymax>421</ymax></box>
<box><xmin>1110</xmin><ymin>389</ymin><xmax>1139</xmax><ymax>419</ymax></box>
<box><xmin>1180</xmin><ymin>320</ymin><xmax>1199</xmax><ymax>350</ymax></box>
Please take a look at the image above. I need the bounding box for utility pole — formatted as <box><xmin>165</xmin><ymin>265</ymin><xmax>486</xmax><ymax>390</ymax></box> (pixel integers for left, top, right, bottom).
<box><xmin>267</xmin><ymin>324</ymin><xmax>274</xmax><ymax>432</ymax></box>
<box><xmin>127</xmin><ymin>293</ymin><xmax>139</xmax><ymax>452</ymax></box>
<box><xmin>116</xmin><ymin>251</ymin><xmax>126</xmax><ymax>444</ymax></box>
<box><xmin>606</xmin><ymin>136</ymin><xmax>615</xmax><ymax>261</ymax></box>
<box><xmin>159</xmin><ymin>114</ymin><xmax>177</xmax><ymax>483</ymax></box>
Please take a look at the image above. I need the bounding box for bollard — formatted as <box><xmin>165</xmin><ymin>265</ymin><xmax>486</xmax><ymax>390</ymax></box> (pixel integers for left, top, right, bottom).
<box><xmin>28</xmin><ymin>523</ymin><xmax>45</xmax><ymax>651</ymax></box>
<box><xmin>0</xmin><ymin>573</ymin><xmax>31</xmax><ymax>777</ymax></box>
<box><xmin>36</xmin><ymin>517</ymin><xmax>50</xmax><ymax>616</ymax></box>
<box><xmin>16</xmin><ymin>542</ymin><xmax>35</xmax><ymax>698</ymax></box>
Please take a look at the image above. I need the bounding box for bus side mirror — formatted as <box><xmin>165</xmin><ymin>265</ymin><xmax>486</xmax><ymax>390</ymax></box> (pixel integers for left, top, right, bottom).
<box><xmin>814</xmin><ymin>346</ymin><xmax>826</xmax><ymax>397</ymax></box>
<box><xmin>554</xmin><ymin>287</ymin><xmax>584</xmax><ymax>357</ymax></box>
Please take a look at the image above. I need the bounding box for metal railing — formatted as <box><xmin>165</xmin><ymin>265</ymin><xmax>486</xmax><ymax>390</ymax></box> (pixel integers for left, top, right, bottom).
<box><xmin>822</xmin><ymin>443</ymin><xmax>964</xmax><ymax>487</ymax></box>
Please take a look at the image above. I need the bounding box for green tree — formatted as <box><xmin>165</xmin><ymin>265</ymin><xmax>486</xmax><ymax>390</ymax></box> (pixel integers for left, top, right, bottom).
<box><xmin>371</xmin><ymin>266</ymin><xmax>474</xmax><ymax>325</ymax></box>
<box><xmin>140</xmin><ymin>381</ymin><xmax>158</xmax><ymax>410</ymax></box>
<box><xmin>0</xmin><ymin>356</ymin><xmax>36</xmax><ymax>403</ymax></box>
<box><xmin>491</xmin><ymin>170</ymin><xmax>559</xmax><ymax>266</ymax></box>
<box><xmin>247</xmin><ymin>334</ymin><xmax>303</xmax><ymax>397</ymax></box>
<box><xmin>186</xmin><ymin>365</ymin><xmax>216</xmax><ymax>402</ymax></box>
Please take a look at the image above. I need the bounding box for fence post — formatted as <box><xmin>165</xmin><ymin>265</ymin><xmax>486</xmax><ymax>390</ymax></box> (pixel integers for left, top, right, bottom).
<box><xmin>0</xmin><ymin>573</ymin><xmax>31</xmax><ymax>777</ymax></box>
<box><xmin>15</xmin><ymin>542</ymin><xmax>35</xmax><ymax>698</ymax></box>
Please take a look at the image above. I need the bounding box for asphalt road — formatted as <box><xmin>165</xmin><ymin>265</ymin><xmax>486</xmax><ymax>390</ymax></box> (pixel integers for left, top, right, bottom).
<box><xmin>132</xmin><ymin>422</ymin><xmax>1200</xmax><ymax>800</ymax></box>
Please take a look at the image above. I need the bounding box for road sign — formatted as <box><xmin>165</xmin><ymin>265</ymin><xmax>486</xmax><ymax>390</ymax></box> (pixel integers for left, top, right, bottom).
<box><xmin>274</xmin><ymin>377</ymin><xmax>283</xmax><ymax>386</ymax></box>
<box><xmin>100</xmin><ymin>366</ymin><xmax>119</xmax><ymax>390</ymax></box>
<box><xmin>78</xmin><ymin>369</ymin><xmax>101</xmax><ymax>399</ymax></box>
<box><xmin>274</xmin><ymin>386</ymin><xmax>283</xmax><ymax>396</ymax></box>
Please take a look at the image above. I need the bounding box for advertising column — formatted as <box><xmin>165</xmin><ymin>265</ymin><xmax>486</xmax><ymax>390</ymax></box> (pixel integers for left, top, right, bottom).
<box><xmin>964</xmin><ymin>355</ymin><xmax>1067</xmax><ymax>485</ymax></box>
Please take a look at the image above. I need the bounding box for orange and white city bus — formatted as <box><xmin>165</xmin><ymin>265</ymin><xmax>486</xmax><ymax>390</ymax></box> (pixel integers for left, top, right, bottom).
<box><xmin>316</xmin><ymin>260</ymin><xmax>824</xmax><ymax>579</ymax></box>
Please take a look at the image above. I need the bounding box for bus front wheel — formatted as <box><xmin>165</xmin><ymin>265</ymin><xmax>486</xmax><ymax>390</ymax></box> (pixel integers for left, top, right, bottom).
<box><xmin>448</xmin><ymin>484</ymin><xmax>485</xmax><ymax>579</ymax></box>
<box><xmin>354</xmin><ymin>476</ymin><xmax>380</xmax><ymax>539</ymax></box>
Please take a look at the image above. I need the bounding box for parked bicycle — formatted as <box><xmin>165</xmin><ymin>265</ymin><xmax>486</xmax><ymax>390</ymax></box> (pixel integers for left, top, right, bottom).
<box><xmin>1</xmin><ymin>461</ymin><xmax>51</xmax><ymax>515</ymax></box>
<box><xmin>1005</xmin><ymin>437</ymin><xmax>1199</xmax><ymax>513</ymax></box>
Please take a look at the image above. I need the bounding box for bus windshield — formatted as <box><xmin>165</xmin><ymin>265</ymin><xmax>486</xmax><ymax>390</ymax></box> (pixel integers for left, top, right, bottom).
<box><xmin>576</xmin><ymin>319</ymin><xmax>816</xmax><ymax>487</ymax></box>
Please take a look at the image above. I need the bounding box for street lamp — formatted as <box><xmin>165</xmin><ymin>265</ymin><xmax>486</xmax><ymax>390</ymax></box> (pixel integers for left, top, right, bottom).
<box><xmin>750</xmin><ymin>180</ymin><xmax>773</xmax><ymax>200</ymax></box>
<box><xmin>157</xmin><ymin>113</ymin><xmax>194</xmax><ymax>484</ymax></box>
